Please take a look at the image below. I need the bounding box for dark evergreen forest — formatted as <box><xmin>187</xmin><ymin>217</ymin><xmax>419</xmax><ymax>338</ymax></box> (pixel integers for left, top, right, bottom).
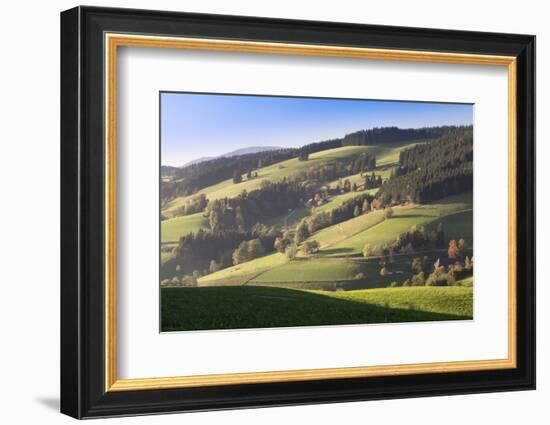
<box><xmin>377</xmin><ymin>126</ymin><xmax>473</xmax><ymax>203</ymax></box>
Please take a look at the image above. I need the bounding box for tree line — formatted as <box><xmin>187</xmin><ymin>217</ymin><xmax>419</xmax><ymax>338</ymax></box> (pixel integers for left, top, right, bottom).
<box><xmin>384</xmin><ymin>241</ymin><xmax>473</xmax><ymax>288</ymax></box>
<box><xmin>173</xmin><ymin>223</ymin><xmax>280</xmax><ymax>276</ymax></box>
<box><xmin>362</xmin><ymin>223</ymin><xmax>446</xmax><ymax>258</ymax></box>
<box><xmin>205</xmin><ymin>180</ymin><xmax>305</xmax><ymax>231</ymax></box>
<box><xmin>172</xmin><ymin>193</ymin><xmax>208</xmax><ymax>217</ymax></box>
<box><xmin>341</xmin><ymin>126</ymin><xmax>446</xmax><ymax>146</ymax></box>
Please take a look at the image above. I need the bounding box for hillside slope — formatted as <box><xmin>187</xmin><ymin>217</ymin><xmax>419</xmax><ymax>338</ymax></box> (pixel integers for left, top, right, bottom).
<box><xmin>162</xmin><ymin>140</ymin><xmax>424</xmax><ymax>217</ymax></box>
<box><xmin>162</xmin><ymin>285</ymin><xmax>472</xmax><ymax>331</ymax></box>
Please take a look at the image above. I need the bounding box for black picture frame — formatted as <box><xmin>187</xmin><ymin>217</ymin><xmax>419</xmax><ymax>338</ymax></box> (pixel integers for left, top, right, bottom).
<box><xmin>61</xmin><ymin>5</ymin><xmax>536</xmax><ymax>419</ymax></box>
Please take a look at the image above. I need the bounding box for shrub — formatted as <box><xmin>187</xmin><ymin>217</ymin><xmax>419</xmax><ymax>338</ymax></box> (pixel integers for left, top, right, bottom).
<box><xmin>425</xmin><ymin>268</ymin><xmax>451</xmax><ymax>286</ymax></box>
<box><xmin>307</xmin><ymin>212</ymin><xmax>331</xmax><ymax>234</ymax></box>
<box><xmin>355</xmin><ymin>272</ymin><xmax>366</xmax><ymax>280</ymax></box>
<box><xmin>446</xmin><ymin>269</ymin><xmax>457</xmax><ymax>286</ymax></box>
<box><xmin>295</xmin><ymin>220</ymin><xmax>310</xmax><ymax>244</ymax></box>
<box><xmin>181</xmin><ymin>275</ymin><xmax>198</xmax><ymax>287</ymax></box>
<box><xmin>411</xmin><ymin>257</ymin><xmax>423</xmax><ymax>273</ymax></box>
<box><xmin>400</xmin><ymin>242</ymin><xmax>414</xmax><ymax>254</ymax></box>
<box><xmin>384</xmin><ymin>207</ymin><xmax>395</xmax><ymax>220</ymax></box>
<box><xmin>458</xmin><ymin>238</ymin><xmax>468</xmax><ymax>257</ymax></box>
<box><xmin>274</xmin><ymin>233</ymin><xmax>292</xmax><ymax>253</ymax></box>
<box><xmin>362</xmin><ymin>244</ymin><xmax>373</xmax><ymax>258</ymax></box>
<box><xmin>372</xmin><ymin>198</ymin><xmax>384</xmax><ymax>210</ymax></box>
<box><xmin>285</xmin><ymin>244</ymin><xmax>298</xmax><ymax>260</ymax></box>
<box><xmin>426</xmin><ymin>274</ymin><xmax>448</xmax><ymax>286</ymax></box>
<box><xmin>364</xmin><ymin>244</ymin><xmax>384</xmax><ymax>257</ymax></box>
<box><xmin>402</xmin><ymin>279</ymin><xmax>412</xmax><ymax>287</ymax></box>
<box><xmin>209</xmin><ymin>260</ymin><xmax>220</xmax><ymax>274</ymax></box>
<box><xmin>390</xmin><ymin>281</ymin><xmax>401</xmax><ymax>287</ymax></box>
<box><xmin>411</xmin><ymin>272</ymin><xmax>425</xmax><ymax>286</ymax></box>
<box><xmin>448</xmin><ymin>239</ymin><xmax>461</xmax><ymax>260</ymax></box>
<box><xmin>302</xmin><ymin>240</ymin><xmax>320</xmax><ymax>255</ymax></box>
<box><xmin>464</xmin><ymin>256</ymin><xmax>473</xmax><ymax>271</ymax></box>
<box><xmin>232</xmin><ymin>238</ymin><xmax>266</xmax><ymax>265</ymax></box>
<box><xmin>247</xmin><ymin>238</ymin><xmax>265</xmax><ymax>259</ymax></box>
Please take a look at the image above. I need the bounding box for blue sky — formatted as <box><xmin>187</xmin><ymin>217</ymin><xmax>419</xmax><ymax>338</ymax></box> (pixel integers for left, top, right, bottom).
<box><xmin>161</xmin><ymin>92</ymin><xmax>473</xmax><ymax>166</ymax></box>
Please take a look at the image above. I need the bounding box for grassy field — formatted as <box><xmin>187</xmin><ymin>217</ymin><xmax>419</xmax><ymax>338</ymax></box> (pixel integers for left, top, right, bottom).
<box><xmin>320</xmin><ymin>192</ymin><xmax>473</xmax><ymax>257</ymax></box>
<box><xmin>253</xmin><ymin>258</ymin><xmax>369</xmax><ymax>283</ymax></box>
<box><xmin>427</xmin><ymin>209</ymin><xmax>474</xmax><ymax>246</ymax></box>
<box><xmin>313</xmin><ymin>188</ymin><xmax>379</xmax><ymax>214</ymax></box>
<box><xmin>456</xmin><ymin>276</ymin><xmax>474</xmax><ymax>287</ymax></box>
<box><xmin>161</xmin><ymin>285</ymin><xmax>472</xmax><ymax>331</ymax></box>
<box><xmin>161</xmin><ymin>250</ymin><xmax>176</xmax><ymax>265</ymax></box>
<box><xmin>199</xmin><ymin>252</ymin><xmax>288</xmax><ymax>286</ymax></box>
<box><xmin>375</xmin><ymin>140</ymin><xmax>427</xmax><ymax>166</ymax></box>
<box><xmin>161</xmin><ymin>212</ymin><xmax>209</xmax><ymax>243</ymax></box>
<box><xmin>306</xmin><ymin>208</ymin><xmax>387</xmax><ymax>249</ymax></box>
<box><xmin>249</xmin><ymin>252</ymin><xmax>449</xmax><ymax>290</ymax></box>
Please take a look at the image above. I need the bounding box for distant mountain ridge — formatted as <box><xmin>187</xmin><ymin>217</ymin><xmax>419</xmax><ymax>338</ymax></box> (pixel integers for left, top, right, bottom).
<box><xmin>183</xmin><ymin>156</ymin><xmax>215</xmax><ymax>166</ymax></box>
<box><xmin>176</xmin><ymin>146</ymin><xmax>282</xmax><ymax>167</ymax></box>
<box><xmin>222</xmin><ymin>146</ymin><xmax>281</xmax><ymax>158</ymax></box>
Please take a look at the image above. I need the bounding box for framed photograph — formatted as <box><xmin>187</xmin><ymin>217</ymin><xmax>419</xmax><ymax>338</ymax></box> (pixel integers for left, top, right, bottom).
<box><xmin>60</xmin><ymin>6</ymin><xmax>535</xmax><ymax>419</ymax></box>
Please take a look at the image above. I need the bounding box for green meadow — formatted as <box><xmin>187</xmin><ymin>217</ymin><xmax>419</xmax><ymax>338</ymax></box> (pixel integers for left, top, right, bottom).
<box><xmin>161</xmin><ymin>212</ymin><xmax>209</xmax><ymax>243</ymax></box>
<box><xmin>161</xmin><ymin>285</ymin><xmax>472</xmax><ymax>331</ymax></box>
<box><xmin>321</xmin><ymin>192</ymin><xmax>472</xmax><ymax>257</ymax></box>
<box><xmin>161</xmin><ymin>131</ymin><xmax>474</xmax><ymax>331</ymax></box>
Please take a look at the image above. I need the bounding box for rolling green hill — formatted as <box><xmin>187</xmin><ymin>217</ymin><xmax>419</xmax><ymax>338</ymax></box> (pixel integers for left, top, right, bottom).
<box><xmin>194</xmin><ymin>192</ymin><xmax>472</xmax><ymax>289</ymax></box>
<box><xmin>199</xmin><ymin>252</ymin><xmax>288</xmax><ymax>286</ymax></box>
<box><xmin>306</xmin><ymin>208</ymin><xmax>387</xmax><ymax>248</ymax></box>
<box><xmin>161</xmin><ymin>212</ymin><xmax>209</xmax><ymax>243</ymax></box>
<box><xmin>162</xmin><ymin>145</ymin><xmax>368</xmax><ymax>215</ymax></box>
<box><xmin>162</xmin><ymin>140</ymin><xmax>423</xmax><ymax>217</ymax></box>
<box><xmin>249</xmin><ymin>256</ymin><xmax>411</xmax><ymax>289</ymax></box>
<box><xmin>313</xmin><ymin>188</ymin><xmax>379</xmax><ymax>214</ymax></box>
<box><xmin>320</xmin><ymin>192</ymin><xmax>472</xmax><ymax>258</ymax></box>
<box><xmin>161</xmin><ymin>285</ymin><xmax>472</xmax><ymax>331</ymax></box>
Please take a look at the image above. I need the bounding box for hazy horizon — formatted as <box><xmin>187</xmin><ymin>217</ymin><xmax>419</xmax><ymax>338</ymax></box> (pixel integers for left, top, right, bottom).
<box><xmin>161</xmin><ymin>93</ymin><xmax>473</xmax><ymax>167</ymax></box>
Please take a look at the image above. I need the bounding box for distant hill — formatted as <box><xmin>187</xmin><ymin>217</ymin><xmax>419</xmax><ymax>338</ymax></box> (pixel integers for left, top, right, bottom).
<box><xmin>221</xmin><ymin>146</ymin><xmax>282</xmax><ymax>158</ymax></box>
<box><xmin>183</xmin><ymin>156</ymin><xmax>215</xmax><ymax>166</ymax></box>
<box><xmin>160</xmin><ymin>165</ymin><xmax>181</xmax><ymax>176</ymax></box>
<box><xmin>178</xmin><ymin>146</ymin><xmax>282</xmax><ymax>168</ymax></box>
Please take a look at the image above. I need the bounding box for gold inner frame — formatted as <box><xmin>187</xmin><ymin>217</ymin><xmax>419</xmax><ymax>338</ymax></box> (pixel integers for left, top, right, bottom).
<box><xmin>104</xmin><ymin>33</ymin><xmax>518</xmax><ymax>392</ymax></box>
